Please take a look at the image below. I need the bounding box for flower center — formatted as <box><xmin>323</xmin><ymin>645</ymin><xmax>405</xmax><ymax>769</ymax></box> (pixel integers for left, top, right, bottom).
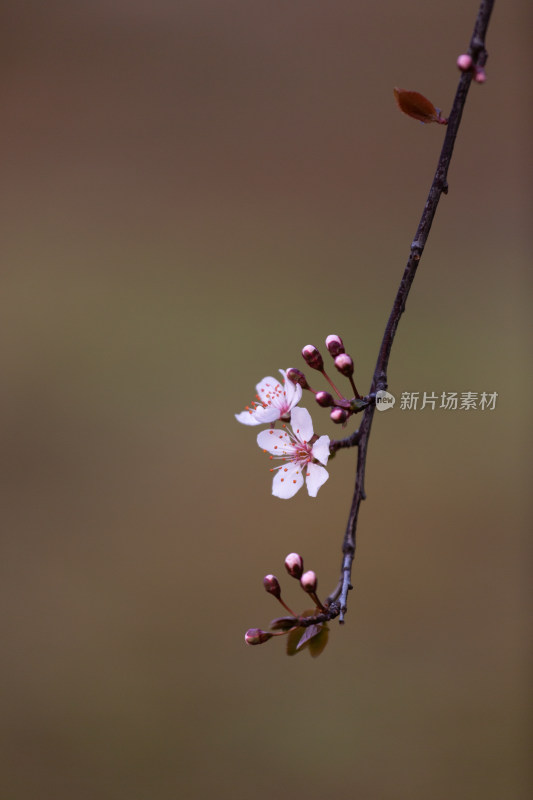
<box><xmin>279</xmin><ymin>427</ymin><xmax>313</xmax><ymax>466</ymax></box>
<box><xmin>291</xmin><ymin>441</ymin><xmax>312</xmax><ymax>465</ymax></box>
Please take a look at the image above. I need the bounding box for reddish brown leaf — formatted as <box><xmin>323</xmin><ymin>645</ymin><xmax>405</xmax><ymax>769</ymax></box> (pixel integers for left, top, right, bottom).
<box><xmin>270</xmin><ymin>616</ymin><xmax>298</xmax><ymax>631</ymax></box>
<box><xmin>308</xmin><ymin>625</ymin><xmax>329</xmax><ymax>658</ymax></box>
<box><xmin>286</xmin><ymin>610</ymin><xmax>330</xmax><ymax>657</ymax></box>
<box><xmin>296</xmin><ymin>623</ymin><xmax>322</xmax><ymax>651</ymax></box>
<box><xmin>286</xmin><ymin>626</ymin><xmax>303</xmax><ymax>656</ymax></box>
<box><xmin>393</xmin><ymin>88</ymin><xmax>447</xmax><ymax>125</ymax></box>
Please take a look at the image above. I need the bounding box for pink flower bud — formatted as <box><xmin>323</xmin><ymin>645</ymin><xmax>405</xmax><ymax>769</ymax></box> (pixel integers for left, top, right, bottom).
<box><xmin>457</xmin><ymin>54</ymin><xmax>473</xmax><ymax>71</ymax></box>
<box><xmin>315</xmin><ymin>390</ymin><xmax>335</xmax><ymax>408</ymax></box>
<box><xmin>302</xmin><ymin>345</ymin><xmax>324</xmax><ymax>371</ymax></box>
<box><xmin>325</xmin><ymin>334</ymin><xmax>345</xmax><ymax>357</ymax></box>
<box><xmin>300</xmin><ymin>570</ymin><xmax>317</xmax><ymax>593</ymax></box>
<box><xmin>245</xmin><ymin>628</ymin><xmax>273</xmax><ymax>645</ymax></box>
<box><xmin>334</xmin><ymin>353</ymin><xmax>354</xmax><ymax>377</ymax></box>
<box><xmin>474</xmin><ymin>67</ymin><xmax>486</xmax><ymax>84</ymax></box>
<box><xmin>330</xmin><ymin>407</ymin><xmax>349</xmax><ymax>423</ymax></box>
<box><xmin>285</xmin><ymin>552</ymin><xmax>304</xmax><ymax>579</ymax></box>
<box><xmin>286</xmin><ymin>367</ymin><xmax>311</xmax><ymax>390</ymax></box>
<box><xmin>263</xmin><ymin>574</ymin><xmax>281</xmax><ymax>598</ymax></box>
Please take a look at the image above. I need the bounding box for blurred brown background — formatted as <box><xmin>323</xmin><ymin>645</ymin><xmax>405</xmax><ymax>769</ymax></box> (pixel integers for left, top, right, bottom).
<box><xmin>1</xmin><ymin>2</ymin><xmax>531</xmax><ymax>798</ymax></box>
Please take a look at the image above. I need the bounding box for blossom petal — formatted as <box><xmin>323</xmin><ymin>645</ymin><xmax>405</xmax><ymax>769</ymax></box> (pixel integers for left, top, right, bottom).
<box><xmin>251</xmin><ymin>404</ymin><xmax>283</xmax><ymax>424</ymax></box>
<box><xmin>311</xmin><ymin>435</ymin><xmax>331</xmax><ymax>466</ymax></box>
<box><xmin>289</xmin><ymin>407</ymin><xmax>314</xmax><ymax>443</ymax></box>
<box><xmin>305</xmin><ymin>463</ymin><xmax>329</xmax><ymax>497</ymax></box>
<box><xmin>235</xmin><ymin>410</ymin><xmax>262</xmax><ymax>426</ymax></box>
<box><xmin>272</xmin><ymin>463</ymin><xmax>304</xmax><ymax>499</ymax></box>
<box><xmin>257</xmin><ymin>428</ymin><xmax>293</xmax><ymax>456</ymax></box>
<box><xmin>279</xmin><ymin>369</ymin><xmax>302</xmax><ymax>410</ymax></box>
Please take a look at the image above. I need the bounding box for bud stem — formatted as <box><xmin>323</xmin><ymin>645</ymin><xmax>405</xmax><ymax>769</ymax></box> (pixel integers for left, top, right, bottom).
<box><xmin>348</xmin><ymin>375</ymin><xmax>361</xmax><ymax>399</ymax></box>
<box><xmin>320</xmin><ymin>369</ymin><xmax>347</xmax><ymax>402</ymax></box>
<box><xmin>310</xmin><ymin>593</ymin><xmax>326</xmax><ymax>612</ymax></box>
<box><xmin>277</xmin><ymin>596</ymin><xmax>297</xmax><ymax>616</ymax></box>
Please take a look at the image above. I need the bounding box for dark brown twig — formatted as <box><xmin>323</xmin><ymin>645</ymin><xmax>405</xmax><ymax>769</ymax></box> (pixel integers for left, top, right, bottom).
<box><xmin>325</xmin><ymin>0</ymin><xmax>495</xmax><ymax>622</ymax></box>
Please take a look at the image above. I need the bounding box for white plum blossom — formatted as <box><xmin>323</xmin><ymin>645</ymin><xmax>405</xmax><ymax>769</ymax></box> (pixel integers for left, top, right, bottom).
<box><xmin>257</xmin><ymin>407</ymin><xmax>330</xmax><ymax>499</ymax></box>
<box><xmin>235</xmin><ymin>369</ymin><xmax>302</xmax><ymax>426</ymax></box>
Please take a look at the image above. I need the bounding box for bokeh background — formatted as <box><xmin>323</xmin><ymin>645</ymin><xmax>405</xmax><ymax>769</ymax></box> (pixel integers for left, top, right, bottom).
<box><xmin>1</xmin><ymin>2</ymin><xmax>531</xmax><ymax>798</ymax></box>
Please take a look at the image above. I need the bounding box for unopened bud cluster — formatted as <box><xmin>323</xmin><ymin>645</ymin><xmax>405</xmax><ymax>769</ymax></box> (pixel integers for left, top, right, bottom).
<box><xmin>244</xmin><ymin>553</ymin><xmax>328</xmax><ymax>653</ymax></box>
<box><xmin>286</xmin><ymin>334</ymin><xmax>367</xmax><ymax>425</ymax></box>
<box><xmin>457</xmin><ymin>53</ymin><xmax>486</xmax><ymax>83</ymax></box>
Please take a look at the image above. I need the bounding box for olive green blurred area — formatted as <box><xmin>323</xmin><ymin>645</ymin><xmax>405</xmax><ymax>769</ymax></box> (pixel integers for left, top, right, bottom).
<box><xmin>1</xmin><ymin>2</ymin><xmax>531</xmax><ymax>798</ymax></box>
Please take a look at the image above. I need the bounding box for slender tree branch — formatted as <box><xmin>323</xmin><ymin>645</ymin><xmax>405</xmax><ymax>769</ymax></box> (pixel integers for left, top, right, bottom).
<box><xmin>325</xmin><ymin>0</ymin><xmax>495</xmax><ymax>622</ymax></box>
<box><xmin>330</xmin><ymin>428</ymin><xmax>361</xmax><ymax>453</ymax></box>
<box><xmin>295</xmin><ymin>606</ymin><xmax>340</xmax><ymax>628</ymax></box>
